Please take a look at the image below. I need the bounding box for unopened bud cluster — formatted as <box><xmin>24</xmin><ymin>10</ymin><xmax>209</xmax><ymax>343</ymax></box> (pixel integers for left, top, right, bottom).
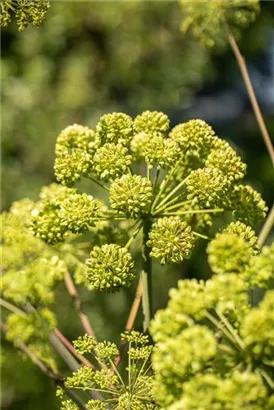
<box><xmin>1</xmin><ymin>0</ymin><xmax>50</xmax><ymax>31</ymax></box>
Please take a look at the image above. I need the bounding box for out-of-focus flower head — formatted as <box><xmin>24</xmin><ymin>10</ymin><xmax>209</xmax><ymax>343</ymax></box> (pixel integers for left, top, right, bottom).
<box><xmin>1</xmin><ymin>0</ymin><xmax>50</xmax><ymax>31</ymax></box>
<box><xmin>180</xmin><ymin>0</ymin><xmax>260</xmax><ymax>49</ymax></box>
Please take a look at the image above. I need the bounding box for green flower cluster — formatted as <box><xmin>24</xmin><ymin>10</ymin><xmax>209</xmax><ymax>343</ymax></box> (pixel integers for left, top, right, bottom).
<box><xmin>59</xmin><ymin>331</ymin><xmax>158</xmax><ymax>410</ymax></box>
<box><xmin>93</xmin><ymin>143</ymin><xmax>132</xmax><ymax>180</ymax></box>
<box><xmin>232</xmin><ymin>184</ymin><xmax>268</xmax><ymax>228</ymax></box>
<box><xmin>186</xmin><ymin>167</ymin><xmax>231</xmax><ymax>208</ymax></box>
<box><xmin>85</xmin><ymin>244</ymin><xmax>135</xmax><ymax>292</ymax></box>
<box><xmin>1</xmin><ymin>203</ymin><xmax>65</xmax><ymax>306</ymax></box>
<box><xmin>31</xmin><ymin>183</ymin><xmax>100</xmax><ymax>244</ymax></box>
<box><xmin>0</xmin><ymin>0</ymin><xmax>50</xmax><ymax>31</ymax></box>
<box><xmin>169</xmin><ymin>119</ymin><xmax>215</xmax><ymax>164</ymax></box>
<box><xmin>205</xmin><ymin>140</ymin><xmax>247</xmax><ymax>182</ymax></box>
<box><xmin>207</xmin><ymin>223</ymin><xmax>273</xmax><ymax>288</ymax></box>
<box><xmin>59</xmin><ymin>193</ymin><xmax>99</xmax><ymax>234</ymax></box>
<box><xmin>6</xmin><ymin>308</ymin><xmax>56</xmax><ymax>370</ymax></box>
<box><xmin>3</xmin><ymin>112</ymin><xmax>268</xmax><ymax>306</ymax></box>
<box><xmin>242</xmin><ymin>242</ymin><xmax>274</xmax><ymax>287</ymax></box>
<box><xmin>54</xmin><ymin>124</ymin><xmax>97</xmax><ymax>187</ymax></box>
<box><xmin>147</xmin><ymin>217</ymin><xmax>196</xmax><ymax>264</ymax></box>
<box><xmin>109</xmin><ymin>174</ymin><xmax>153</xmax><ymax>218</ymax></box>
<box><xmin>207</xmin><ymin>233</ymin><xmax>253</xmax><ymax>274</ymax></box>
<box><xmin>150</xmin><ymin>241</ymin><xmax>274</xmax><ymax>409</ymax></box>
<box><xmin>180</xmin><ymin>0</ymin><xmax>260</xmax><ymax>49</ymax></box>
<box><xmin>169</xmin><ymin>371</ymin><xmax>269</xmax><ymax>410</ymax></box>
<box><xmin>52</xmin><ymin>111</ymin><xmax>266</xmax><ymax>232</ymax></box>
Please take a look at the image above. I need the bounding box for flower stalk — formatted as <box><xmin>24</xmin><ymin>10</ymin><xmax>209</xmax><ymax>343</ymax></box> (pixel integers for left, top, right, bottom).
<box><xmin>141</xmin><ymin>218</ymin><xmax>153</xmax><ymax>332</ymax></box>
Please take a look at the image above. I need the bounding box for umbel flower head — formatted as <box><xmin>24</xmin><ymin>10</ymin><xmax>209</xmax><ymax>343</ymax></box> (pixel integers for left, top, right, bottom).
<box><xmin>61</xmin><ymin>331</ymin><xmax>157</xmax><ymax>410</ymax></box>
<box><xmin>85</xmin><ymin>244</ymin><xmax>135</xmax><ymax>291</ymax></box>
<box><xmin>55</xmin><ymin>124</ymin><xmax>97</xmax><ymax>156</ymax></box>
<box><xmin>222</xmin><ymin>221</ymin><xmax>259</xmax><ymax>255</ymax></box>
<box><xmin>205</xmin><ymin>141</ymin><xmax>247</xmax><ymax>182</ymax></box>
<box><xmin>1</xmin><ymin>204</ymin><xmax>65</xmax><ymax>306</ymax></box>
<box><xmin>240</xmin><ymin>290</ymin><xmax>274</xmax><ymax>360</ymax></box>
<box><xmin>109</xmin><ymin>174</ymin><xmax>153</xmax><ymax>218</ymax></box>
<box><xmin>180</xmin><ymin>0</ymin><xmax>260</xmax><ymax>49</ymax></box>
<box><xmin>54</xmin><ymin>124</ymin><xmax>97</xmax><ymax>187</ymax></box>
<box><xmin>93</xmin><ymin>143</ymin><xmax>132</xmax><ymax>180</ymax></box>
<box><xmin>51</xmin><ymin>111</ymin><xmax>265</xmax><ymax>237</ymax></box>
<box><xmin>31</xmin><ymin>202</ymin><xmax>67</xmax><ymax>244</ymax></box>
<box><xmin>242</xmin><ymin>242</ymin><xmax>274</xmax><ymax>288</ymax></box>
<box><xmin>0</xmin><ymin>0</ymin><xmax>50</xmax><ymax>31</ymax></box>
<box><xmin>31</xmin><ymin>184</ymin><xmax>77</xmax><ymax>244</ymax></box>
<box><xmin>169</xmin><ymin>119</ymin><xmax>215</xmax><ymax>161</ymax></box>
<box><xmin>186</xmin><ymin>167</ymin><xmax>231</xmax><ymax>208</ymax></box>
<box><xmin>207</xmin><ymin>232</ymin><xmax>253</xmax><ymax>275</ymax></box>
<box><xmin>96</xmin><ymin>112</ymin><xmax>133</xmax><ymax>145</ymax></box>
<box><xmin>54</xmin><ymin>148</ymin><xmax>93</xmax><ymax>187</ymax></box>
<box><xmin>6</xmin><ymin>308</ymin><xmax>57</xmax><ymax>368</ymax></box>
<box><xmin>170</xmin><ymin>371</ymin><xmax>268</xmax><ymax>410</ymax></box>
<box><xmin>147</xmin><ymin>217</ymin><xmax>196</xmax><ymax>264</ymax></box>
<box><xmin>232</xmin><ymin>184</ymin><xmax>268</xmax><ymax>228</ymax></box>
<box><xmin>134</xmin><ymin>110</ymin><xmax>170</xmax><ymax>135</ymax></box>
<box><xmin>59</xmin><ymin>193</ymin><xmax>99</xmax><ymax>233</ymax></box>
<box><xmin>143</xmin><ymin>136</ymin><xmax>180</xmax><ymax>170</ymax></box>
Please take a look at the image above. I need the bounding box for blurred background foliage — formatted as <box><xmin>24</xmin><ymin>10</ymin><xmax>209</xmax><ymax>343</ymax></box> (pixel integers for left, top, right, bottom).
<box><xmin>1</xmin><ymin>1</ymin><xmax>274</xmax><ymax>409</ymax></box>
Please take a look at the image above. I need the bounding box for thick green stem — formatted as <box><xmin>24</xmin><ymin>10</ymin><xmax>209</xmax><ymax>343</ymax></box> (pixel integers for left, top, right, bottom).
<box><xmin>141</xmin><ymin>218</ymin><xmax>152</xmax><ymax>332</ymax></box>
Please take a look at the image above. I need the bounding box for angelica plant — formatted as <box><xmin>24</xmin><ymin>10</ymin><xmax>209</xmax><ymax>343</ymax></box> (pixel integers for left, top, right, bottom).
<box><xmin>26</xmin><ymin>111</ymin><xmax>267</xmax><ymax>331</ymax></box>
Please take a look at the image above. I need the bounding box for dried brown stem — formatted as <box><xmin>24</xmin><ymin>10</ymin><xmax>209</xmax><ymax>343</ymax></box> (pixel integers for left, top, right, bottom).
<box><xmin>0</xmin><ymin>321</ymin><xmax>88</xmax><ymax>410</ymax></box>
<box><xmin>115</xmin><ymin>277</ymin><xmax>143</xmax><ymax>366</ymax></box>
<box><xmin>258</xmin><ymin>204</ymin><xmax>274</xmax><ymax>247</ymax></box>
<box><xmin>53</xmin><ymin>327</ymin><xmax>94</xmax><ymax>369</ymax></box>
<box><xmin>226</xmin><ymin>27</ymin><xmax>274</xmax><ymax>164</ymax></box>
<box><xmin>64</xmin><ymin>271</ymin><xmax>96</xmax><ymax>338</ymax></box>
<box><xmin>125</xmin><ymin>277</ymin><xmax>143</xmax><ymax>331</ymax></box>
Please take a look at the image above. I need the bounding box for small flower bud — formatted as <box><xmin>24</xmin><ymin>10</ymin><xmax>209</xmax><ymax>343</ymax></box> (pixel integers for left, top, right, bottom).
<box><xmin>240</xmin><ymin>290</ymin><xmax>274</xmax><ymax>360</ymax></box>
